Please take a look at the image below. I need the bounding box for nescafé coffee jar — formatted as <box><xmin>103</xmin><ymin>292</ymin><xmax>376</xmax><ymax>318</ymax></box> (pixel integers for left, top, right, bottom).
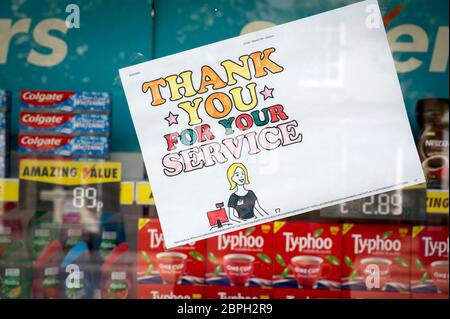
<box><xmin>416</xmin><ymin>98</ymin><xmax>449</xmax><ymax>189</ymax></box>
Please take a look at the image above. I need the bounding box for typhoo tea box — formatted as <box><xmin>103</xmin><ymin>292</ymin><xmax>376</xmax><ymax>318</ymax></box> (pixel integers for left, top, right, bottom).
<box><xmin>137</xmin><ymin>219</ymin><xmax>206</xmax><ymax>299</ymax></box>
<box><xmin>411</xmin><ymin>226</ymin><xmax>448</xmax><ymax>299</ymax></box>
<box><xmin>272</xmin><ymin>221</ymin><xmax>341</xmax><ymax>299</ymax></box>
<box><xmin>341</xmin><ymin>224</ymin><xmax>411</xmax><ymax>299</ymax></box>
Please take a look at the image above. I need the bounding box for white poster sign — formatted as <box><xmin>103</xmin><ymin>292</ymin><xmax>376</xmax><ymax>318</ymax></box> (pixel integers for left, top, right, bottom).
<box><xmin>120</xmin><ymin>0</ymin><xmax>424</xmax><ymax>248</ymax></box>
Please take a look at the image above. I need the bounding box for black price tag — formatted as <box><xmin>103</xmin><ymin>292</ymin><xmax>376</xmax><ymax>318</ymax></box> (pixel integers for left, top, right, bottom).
<box><xmin>19</xmin><ymin>159</ymin><xmax>121</xmax><ymax>213</ymax></box>
<box><xmin>320</xmin><ymin>185</ymin><xmax>427</xmax><ymax>221</ymax></box>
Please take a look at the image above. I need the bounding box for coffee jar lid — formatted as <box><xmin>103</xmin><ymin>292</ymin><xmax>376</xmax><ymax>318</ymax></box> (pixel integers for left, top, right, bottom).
<box><xmin>416</xmin><ymin>98</ymin><xmax>449</xmax><ymax>126</ymax></box>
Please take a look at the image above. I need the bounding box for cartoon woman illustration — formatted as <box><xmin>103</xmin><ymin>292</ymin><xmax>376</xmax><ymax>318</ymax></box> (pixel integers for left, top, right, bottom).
<box><xmin>226</xmin><ymin>163</ymin><xmax>269</xmax><ymax>222</ymax></box>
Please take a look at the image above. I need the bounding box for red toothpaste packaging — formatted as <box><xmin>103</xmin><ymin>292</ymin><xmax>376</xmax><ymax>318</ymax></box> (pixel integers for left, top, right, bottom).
<box><xmin>411</xmin><ymin>225</ymin><xmax>448</xmax><ymax>299</ymax></box>
<box><xmin>137</xmin><ymin>218</ymin><xmax>206</xmax><ymax>299</ymax></box>
<box><xmin>205</xmin><ymin>224</ymin><xmax>273</xmax><ymax>299</ymax></box>
<box><xmin>272</xmin><ymin>221</ymin><xmax>341</xmax><ymax>299</ymax></box>
<box><xmin>341</xmin><ymin>224</ymin><xmax>412</xmax><ymax>299</ymax></box>
<box><xmin>18</xmin><ymin>134</ymin><xmax>108</xmax><ymax>158</ymax></box>
<box><xmin>19</xmin><ymin>112</ymin><xmax>110</xmax><ymax>136</ymax></box>
<box><xmin>20</xmin><ymin>90</ymin><xmax>111</xmax><ymax>113</ymax></box>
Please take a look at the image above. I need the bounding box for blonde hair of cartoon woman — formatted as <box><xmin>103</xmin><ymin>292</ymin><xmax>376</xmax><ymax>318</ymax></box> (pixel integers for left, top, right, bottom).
<box><xmin>227</xmin><ymin>163</ymin><xmax>250</xmax><ymax>190</ymax></box>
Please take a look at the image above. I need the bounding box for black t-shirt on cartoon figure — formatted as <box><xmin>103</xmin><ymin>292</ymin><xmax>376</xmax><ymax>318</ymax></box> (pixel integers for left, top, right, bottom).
<box><xmin>228</xmin><ymin>190</ymin><xmax>258</xmax><ymax>220</ymax></box>
<box><xmin>226</xmin><ymin>163</ymin><xmax>269</xmax><ymax>223</ymax></box>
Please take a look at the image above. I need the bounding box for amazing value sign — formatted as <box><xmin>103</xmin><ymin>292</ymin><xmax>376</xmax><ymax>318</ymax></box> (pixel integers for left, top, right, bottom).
<box><xmin>120</xmin><ymin>0</ymin><xmax>425</xmax><ymax>248</ymax></box>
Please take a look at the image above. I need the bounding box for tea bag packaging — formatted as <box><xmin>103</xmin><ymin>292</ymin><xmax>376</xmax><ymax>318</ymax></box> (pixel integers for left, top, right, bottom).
<box><xmin>411</xmin><ymin>226</ymin><xmax>449</xmax><ymax>298</ymax></box>
<box><xmin>341</xmin><ymin>224</ymin><xmax>411</xmax><ymax>299</ymax></box>
<box><xmin>137</xmin><ymin>218</ymin><xmax>206</xmax><ymax>299</ymax></box>
<box><xmin>272</xmin><ymin>221</ymin><xmax>341</xmax><ymax>299</ymax></box>
<box><xmin>205</xmin><ymin>224</ymin><xmax>273</xmax><ymax>299</ymax></box>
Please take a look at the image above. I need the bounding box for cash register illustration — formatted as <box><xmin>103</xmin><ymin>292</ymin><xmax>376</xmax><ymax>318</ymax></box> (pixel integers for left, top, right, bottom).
<box><xmin>207</xmin><ymin>202</ymin><xmax>231</xmax><ymax>230</ymax></box>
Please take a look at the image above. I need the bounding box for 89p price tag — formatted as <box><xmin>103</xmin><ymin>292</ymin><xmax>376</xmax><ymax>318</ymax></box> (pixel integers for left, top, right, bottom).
<box><xmin>18</xmin><ymin>159</ymin><xmax>121</xmax><ymax>213</ymax></box>
<box><xmin>72</xmin><ymin>186</ymin><xmax>104</xmax><ymax>212</ymax></box>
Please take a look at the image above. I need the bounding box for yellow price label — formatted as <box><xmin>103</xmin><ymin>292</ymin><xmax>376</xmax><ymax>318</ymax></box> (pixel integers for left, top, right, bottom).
<box><xmin>0</xmin><ymin>179</ymin><xmax>19</xmax><ymax>202</ymax></box>
<box><xmin>19</xmin><ymin>159</ymin><xmax>121</xmax><ymax>185</ymax></box>
<box><xmin>426</xmin><ymin>190</ymin><xmax>449</xmax><ymax>214</ymax></box>
<box><xmin>120</xmin><ymin>182</ymin><xmax>134</xmax><ymax>205</ymax></box>
<box><xmin>136</xmin><ymin>182</ymin><xmax>155</xmax><ymax>205</ymax></box>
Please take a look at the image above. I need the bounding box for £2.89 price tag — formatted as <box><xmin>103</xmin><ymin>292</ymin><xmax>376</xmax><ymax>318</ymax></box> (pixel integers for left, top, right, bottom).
<box><xmin>320</xmin><ymin>185</ymin><xmax>427</xmax><ymax>221</ymax></box>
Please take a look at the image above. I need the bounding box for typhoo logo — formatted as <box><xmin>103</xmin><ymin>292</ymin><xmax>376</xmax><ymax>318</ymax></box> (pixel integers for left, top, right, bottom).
<box><xmin>352</xmin><ymin>234</ymin><xmax>402</xmax><ymax>254</ymax></box>
<box><xmin>422</xmin><ymin>236</ymin><xmax>449</xmax><ymax>257</ymax></box>
<box><xmin>218</xmin><ymin>232</ymin><xmax>264</xmax><ymax>250</ymax></box>
<box><xmin>283</xmin><ymin>232</ymin><xmax>333</xmax><ymax>252</ymax></box>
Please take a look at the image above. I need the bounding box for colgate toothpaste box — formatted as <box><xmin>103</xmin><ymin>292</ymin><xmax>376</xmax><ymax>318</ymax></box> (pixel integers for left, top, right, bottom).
<box><xmin>137</xmin><ymin>219</ymin><xmax>206</xmax><ymax>298</ymax></box>
<box><xmin>206</xmin><ymin>224</ymin><xmax>273</xmax><ymax>289</ymax></box>
<box><xmin>18</xmin><ymin>134</ymin><xmax>108</xmax><ymax>158</ymax></box>
<box><xmin>411</xmin><ymin>226</ymin><xmax>448</xmax><ymax>298</ymax></box>
<box><xmin>205</xmin><ymin>286</ymin><xmax>272</xmax><ymax>299</ymax></box>
<box><xmin>139</xmin><ymin>284</ymin><xmax>204</xmax><ymax>299</ymax></box>
<box><xmin>341</xmin><ymin>224</ymin><xmax>412</xmax><ymax>299</ymax></box>
<box><xmin>19</xmin><ymin>112</ymin><xmax>110</xmax><ymax>135</ymax></box>
<box><xmin>272</xmin><ymin>221</ymin><xmax>341</xmax><ymax>299</ymax></box>
<box><xmin>20</xmin><ymin>90</ymin><xmax>111</xmax><ymax>113</ymax></box>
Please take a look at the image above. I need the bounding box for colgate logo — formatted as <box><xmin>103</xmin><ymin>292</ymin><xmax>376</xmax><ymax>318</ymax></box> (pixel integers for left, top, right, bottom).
<box><xmin>20</xmin><ymin>136</ymin><xmax>62</xmax><ymax>147</ymax></box>
<box><xmin>21</xmin><ymin>90</ymin><xmax>74</xmax><ymax>106</ymax></box>
<box><xmin>218</xmin><ymin>232</ymin><xmax>264</xmax><ymax>250</ymax></box>
<box><xmin>422</xmin><ymin>237</ymin><xmax>449</xmax><ymax>257</ymax></box>
<box><xmin>20</xmin><ymin>113</ymin><xmax>72</xmax><ymax>128</ymax></box>
<box><xmin>19</xmin><ymin>135</ymin><xmax>72</xmax><ymax>151</ymax></box>
<box><xmin>352</xmin><ymin>234</ymin><xmax>402</xmax><ymax>254</ymax></box>
<box><xmin>283</xmin><ymin>232</ymin><xmax>333</xmax><ymax>252</ymax></box>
